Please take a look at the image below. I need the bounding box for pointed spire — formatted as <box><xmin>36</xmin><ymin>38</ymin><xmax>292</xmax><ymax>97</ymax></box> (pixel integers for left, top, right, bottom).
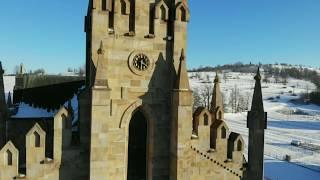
<box><xmin>175</xmin><ymin>49</ymin><xmax>190</xmax><ymax>90</ymax></box>
<box><xmin>7</xmin><ymin>92</ymin><xmax>12</xmax><ymax>107</ymax></box>
<box><xmin>250</xmin><ymin>67</ymin><xmax>264</xmax><ymax>112</ymax></box>
<box><xmin>94</xmin><ymin>41</ymin><xmax>109</xmax><ymax>88</ymax></box>
<box><xmin>211</xmin><ymin>72</ymin><xmax>224</xmax><ymax>113</ymax></box>
<box><xmin>18</xmin><ymin>63</ymin><xmax>24</xmax><ymax>75</ymax></box>
<box><xmin>97</xmin><ymin>41</ymin><xmax>104</xmax><ymax>55</ymax></box>
<box><xmin>214</xmin><ymin>71</ymin><xmax>220</xmax><ymax>83</ymax></box>
<box><xmin>246</xmin><ymin>67</ymin><xmax>267</xmax><ymax>180</ymax></box>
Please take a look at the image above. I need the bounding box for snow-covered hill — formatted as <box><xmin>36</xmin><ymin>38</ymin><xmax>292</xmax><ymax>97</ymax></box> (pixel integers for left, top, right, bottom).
<box><xmin>3</xmin><ymin>72</ymin><xmax>320</xmax><ymax>179</ymax></box>
<box><xmin>190</xmin><ymin>71</ymin><xmax>320</xmax><ymax>180</ymax></box>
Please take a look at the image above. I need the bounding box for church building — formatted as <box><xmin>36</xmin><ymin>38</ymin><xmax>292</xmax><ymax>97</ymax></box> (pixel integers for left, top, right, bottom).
<box><xmin>0</xmin><ymin>0</ymin><xmax>267</xmax><ymax>179</ymax></box>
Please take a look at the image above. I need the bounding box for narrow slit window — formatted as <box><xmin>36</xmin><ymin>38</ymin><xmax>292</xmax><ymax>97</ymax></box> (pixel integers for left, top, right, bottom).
<box><xmin>221</xmin><ymin>126</ymin><xmax>226</xmax><ymax>139</ymax></box>
<box><xmin>102</xmin><ymin>0</ymin><xmax>107</xmax><ymax>11</ymax></box>
<box><xmin>6</xmin><ymin>150</ymin><xmax>12</xmax><ymax>166</ymax></box>
<box><xmin>180</xmin><ymin>7</ymin><xmax>186</xmax><ymax>22</ymax></box>
<box><xmin>34</xmin><ymin>132</ymin><xmax>41</xmax><ymax>147</ymax></box>
<box><xmin>160</xmin><ymin>5</ymin><xmax>166</xmax><ymax>21</ymax></box>
<box><xmin>237</xmin><ymin>140</ymin><xmax>242</xmax><ymax>151</ymax></box>
<box><xmin>204</xmin><ymin>114</ymin><xmax>209</xmax><ymax>126</ymax></box>
<box><xmin>129</xmin><ymin>0</ymin><xmax>135</xmax><ymax>32</ymax></box>
<box><xmin>109</xmin><ymin>0</ymin><xmax>115</xmax><ymax>29</ymax></box>
<box><xmin>121</xmin><ymin>0</ymin><xmax>126</xmax><ymax>15</ymax></box>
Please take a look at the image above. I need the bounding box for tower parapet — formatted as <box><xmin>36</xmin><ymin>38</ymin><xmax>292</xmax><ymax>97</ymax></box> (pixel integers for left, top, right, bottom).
<box><xmin>0</xmin><ymin>107</ymin><xmax>71</xmax><ymax>180</ymax></box>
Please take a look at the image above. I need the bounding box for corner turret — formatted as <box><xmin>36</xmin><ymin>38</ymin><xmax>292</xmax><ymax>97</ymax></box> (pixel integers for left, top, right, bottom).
<box><xmin>170</xmin><ymin>49</ymin><xmax>193</xmax><ymax>180</ymax></box>
<box><xmin>175</xmin><ymin>49</ymin><xmax>190</xmax><ymax>90</ymax></box>
<box><xmin>211</xmin><ymin>72</ymin><xmax>224</xmax><ymax>120</ymax></box>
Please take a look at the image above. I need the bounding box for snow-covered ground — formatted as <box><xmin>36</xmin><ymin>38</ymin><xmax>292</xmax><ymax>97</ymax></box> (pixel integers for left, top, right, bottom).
<box><xmin>3</xmin><ymin>72</ymin><xmax>320</xmax><ymax>179</ymax></box>
<box><xmin>190</xmin><ymin>71</ymin><xmax>320</xmax><ymax>179</ymax></box>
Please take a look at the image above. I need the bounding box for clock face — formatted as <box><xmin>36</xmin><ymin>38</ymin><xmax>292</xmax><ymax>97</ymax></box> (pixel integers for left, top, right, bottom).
<box><xmin>132</xmin><ymin>54</ymin><xmax>150</xmax><ymax>71</ymax></box>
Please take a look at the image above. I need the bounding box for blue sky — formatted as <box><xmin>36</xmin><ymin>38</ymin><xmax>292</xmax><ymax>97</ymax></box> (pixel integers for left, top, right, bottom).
<box><xmin>0</xmin><ymin>0</ymin><xmax>319</xmax><ymax>73</ymax></box>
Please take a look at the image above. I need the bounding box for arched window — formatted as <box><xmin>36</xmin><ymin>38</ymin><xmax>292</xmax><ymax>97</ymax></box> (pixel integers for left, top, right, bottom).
<box><xmin>34</xmin><ymin>132</ymin><xmax>41</xmax><ymax>147</ymax></box>
<box><xmin>204</xmin><ymin>113</ymin><xmax>209</xmax><ymax>126</ymax></box>
<box><xmin>6</xmin><ymin>150</ymin><xmax>12</xmax><ymax>166</ymax></box>
<box><xmin>180</xmin><ymin>6</ymin><xmax>186</xmax><ymax>22</ymax></box>
<box><xmin>237</xmin><ymin>140</ymin><xmax>242</xmax><ymax>151</ymax></box>
<box><xmin>221</xmin><ymin>126</ymin><xmax>226</xmax><ymax>139</ymax></box>
<box><xmin>109</xmin><ymin>0</ymin><xmax>115</xmax><ymax>29</ymax></box>
<box><xmin>102</xmin><ymin>0</ymin><xmax>107</xmax><ymax>11</ymax></box>
<box><xmin>160</xmin><ymin>5</ymin><xmax>166</xmax><ymax>21</ymax></box>
<box><xmin>129</xmin><ymin>0</ymin><xmax>135</xmax><ymax>32</ymax></box>
<box><xmin>121</xmin><ymin>0</ymin><xmax>127</xmax><ymax>15</ymax></box>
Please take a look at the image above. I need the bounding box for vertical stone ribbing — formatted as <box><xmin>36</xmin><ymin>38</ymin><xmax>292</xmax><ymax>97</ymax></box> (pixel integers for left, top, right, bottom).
<box><xmin>170</xmin><ymin>49</ymin><xmax>193</xmax><ymax>180</ymax></box>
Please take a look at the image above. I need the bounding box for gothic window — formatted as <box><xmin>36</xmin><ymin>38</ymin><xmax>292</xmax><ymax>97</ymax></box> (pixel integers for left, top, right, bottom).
<box><xmin>129</xmin><ymin>0</ymin><xmax>135</xmax><ymax>32</ymax></box>
<box><xmin>121</xmin><ymin>0</ymin><xmax>127</xmax><ymax>15</ymax></box>
<box><xmin>6</xmin><ymin>150</ymin><xmax>12</xmax><ymax>166</ymax></box>
<box><xmin>237</xmin><ymin>140</ymin><xmax>242</xmax><ymax>151</ymax></box>
<box><xmin>109</xmin><ymin>0</ymin><xmax>115</xmax><ymax>29</ymax></box>
<box><xmin>102</xmin><ymin>0</ymin><xmax>107</xmax><ymax>11</ymax></box>
<box><xmin>180</xmin><ymin>6</ymin><xmax>186</xmax><ymax>22</ymax></box>
<box><xmin>221</xmin><ymin>126</ymin><xmax>226</xmax><ymax>139</ymax></box>
<box><xmin>34</xmin><ymin>132</ymin><xmax>41</xmax><ymax>147</ymax></box>
<box><xmin>160</xmin><ymin>5</ymin><xmax>166</xmax><ymax>21</ymax></box>
<box><xmin>204</xmin><ymin>113</ymin><xmax>209</xmax><ymax>126</ymax></box>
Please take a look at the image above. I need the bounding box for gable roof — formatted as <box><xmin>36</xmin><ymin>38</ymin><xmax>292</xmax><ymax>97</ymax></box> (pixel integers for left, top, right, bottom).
<box><xmin>13</xmin><ymin>80</ymin><xmax>84</xmax><ymax>111</ymax></box>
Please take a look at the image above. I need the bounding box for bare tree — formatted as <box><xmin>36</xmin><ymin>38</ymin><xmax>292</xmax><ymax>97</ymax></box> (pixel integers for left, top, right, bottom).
<box><xmin>229</xmin><ymin>85</ymin><xmax>240</xmax><ymax>113</ymax></box>
<box><xmin>263</xmin><ymin>73</ymin><xmax>271</xmax><ymax>83</ymax></box>
<box><xmin>192</xmin><ymin>84</ymin><xmax>213</xmax><ymax>110</ymax></box>
<box><xmin>192</xmin><ymin>88</ymin><xmax>202</xmax><ymax>111</ymax></box>
<box><xmin>201</xmin><ymin>84</ymin><xmax>213</xmax><ymax>109</ymax></box>
<box><xmin>223</xmin><ymin>72</ymin><xmax>228</xmax><ymax>83</ymax></box>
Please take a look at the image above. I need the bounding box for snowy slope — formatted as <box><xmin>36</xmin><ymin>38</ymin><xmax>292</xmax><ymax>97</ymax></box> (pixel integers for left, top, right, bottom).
<box><xmin>3</xmin><ymin>72</ymin><xmax>320</xmax><ymax>179</ymax></box>
<box><xmin>190</xmin><ymin>71</ymin><xmax>320</xmax><ymax>179</ymax></box>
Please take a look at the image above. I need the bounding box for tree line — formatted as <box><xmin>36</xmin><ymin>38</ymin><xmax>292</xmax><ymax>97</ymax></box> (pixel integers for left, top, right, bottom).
<box><xmin>191</xmin><ymin>62</ymin><xmax>320</xmax><ymax>108</ymax></box>
<box><xmin>263</xmin><ymin>64</ymin><xmax>320</xmax><ymax>105</ymax></box>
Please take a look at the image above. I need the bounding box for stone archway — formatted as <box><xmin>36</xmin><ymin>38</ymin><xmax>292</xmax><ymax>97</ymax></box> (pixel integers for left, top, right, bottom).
<box><xmin>120</xmin><ymin>101</ymin><xmax>154</xmax><ymax>180</ymax></box>
<box><xmin>127</xmin><ymin>110</ymin><xmax>147</xmax><ymax>180</ymax></box>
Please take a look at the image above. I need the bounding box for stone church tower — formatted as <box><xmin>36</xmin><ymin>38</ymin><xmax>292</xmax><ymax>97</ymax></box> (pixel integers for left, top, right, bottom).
<box><xmin>83</xmin><ymin>0</ymin><xmax>247</xmax><ymax>179</ymax></box>
<box><xmin>83</xmin><ymin>0</ymin><xmax>191</xmax><ymax>179</ymax></box>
